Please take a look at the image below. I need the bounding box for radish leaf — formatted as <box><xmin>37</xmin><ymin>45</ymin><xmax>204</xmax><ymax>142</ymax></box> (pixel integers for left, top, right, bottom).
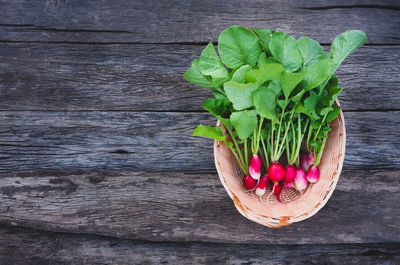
<box><xmin>230</xmin><ymin>110</ymin><xmax>258</xmax><ymax>140</ymax></box>
<box><xmin>253</xmin><ymin>85</ymin><xmax>279</xmax><ymax>122</ymax></box>
<box><xmin>218</xmin><ymin>26</ymin><xmax>262</xmax><ymax>68</ymax></box>
<box><xmin>280</xmin><ymin>71</ymin><xmax>303</xmax><ymax>99</ymax></box>
<box><xmin>245</xmin><ymin>63</ymin><xmax>284</xmax><ymax>86</ymax></box>
<box><xmin>269</xmin><ymin>32</ymin><xmax>303</xmax><ymax>72</ymax></box>
<box><xmin>193</xmin><ymin>125</ymin><xmax>225</xmax><ymax>141</ymax></box>
<box><xmin>199</xmin><ymin>42</ymin><xmax>229</xmax><ymax>79</ymax></box>
<box><xmin>203</xmin><ymin>98</ymin><xmax>227</xmax><ymax>117</ymax></box>
<box><xmin>224</xmin><ymin>81</ymin><xmax>258</xmax><ymax>110</ymax></box>
<box><xmin>183</xmin><ymin>59</ymin><xmax>213</xmax><ymax>89</ymax></box>
<box><xmin>231</xmin><ymin>65</ymin><xmax>252</xmax><ymax>83</ymax></box>
<box><xmin>330</xmin><ymin>30</ymin><xmax>367</xmax><ymax>71</ymax></box>
<box><xmin>304</xmin><ymin>91</ymin><xmax>321</xmax><ymax>120</ymax></box>
<box><xmin>252</xmin><ymin>28</ymin><xmax>274</xmax><ymax>54</ymax></box>
<box><xmin>257</xmin><ymin>52</ymin><xmax>268</xmax><ymax>65</ymax></box>
<box><xmin>295</xmin><ymin>103</ymin><xmax>313</xmax><ymax>118</ymax></box>
<box><xmin>297</xmin><ymin>36</ymin><xmax>326</xmax><ymax>67</ymax></box>
<box><xmin>301</xmin><ymin>58</ymin><xmax>333</xmax><ymax>91</ymax></box>
<box><xmin>326</xmin><ymin>106</ymin><xmax>341</xmax><ymax>122</ymax></box>
<box><xmin>211</xmin><ymin>76</ymin><xmax>229</xmax><ymax>89</ymax></box>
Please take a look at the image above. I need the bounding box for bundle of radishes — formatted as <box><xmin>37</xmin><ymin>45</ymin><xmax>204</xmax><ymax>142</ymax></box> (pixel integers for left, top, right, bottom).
<box><xmin>186</xmin><ymin>26</ymin><xmax>366</xmax><ymax>202</ymax></box>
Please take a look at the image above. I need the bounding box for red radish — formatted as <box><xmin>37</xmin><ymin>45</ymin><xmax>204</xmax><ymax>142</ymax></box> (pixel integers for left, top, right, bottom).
<box><xmin>300</xmin><ymin>154</ymin><xmax>310</xmax><ymax>172</ymax></box>
<box><xmin>243</xmin><ymin>175</ymin><xmax>257</xmax><ymax>191</ymax></box>
<box><xmin>307</xmin><ymin>152</ymin><xmax>314</xmax><ymax>167</ymax></box>
<box><xmin>249</xmin><ymin>154</ymin><xmax>262</xmax><ymax>180</ymax></box>
<box><xmin>255</xmin><ymin>175</ymin><xmax>269</xmax><ymax>196</ymax></box>
<box><xmin>268</xmin><ymin>162</ymin><xmax>285</xmax><ymax>182</ymax></box>
<box><xmin>294</xmin><ymin>168</ymin><xmax>308</xmax><ymax>192</ymax></box>
<box><xmin>272</xmin><ymin>182</ymin><xmax>282</xmax><ymax>202</ymax></box>
<box><xmin>307</xmin><ymin>165</ymin><xmax>320</xmax><ymax>183</ymax></box>
<box><xmin>284</xmin><ymin>165</ymin><xmax>296</xmax><ymax>189</ymax></box>
<box><xmin>266</xmin><ymin>162</ymin><xmax>285</xmax><ymax>203</ymax></box>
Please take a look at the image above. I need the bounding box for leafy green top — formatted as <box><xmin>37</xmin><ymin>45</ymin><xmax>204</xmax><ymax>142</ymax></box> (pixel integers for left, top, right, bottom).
<box><xmin>184</xmin><ymin>26</ymin><xmax>366</xmax><ymax>169</ymax></box>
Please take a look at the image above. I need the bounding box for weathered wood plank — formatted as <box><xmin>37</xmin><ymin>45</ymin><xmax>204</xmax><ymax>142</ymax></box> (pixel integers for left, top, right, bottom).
<box><xmin>1</xmin><ymin>226</ymin><xmax>399</xmax><ymax>265</ymax></box>
<box><xmin>0</xmin><ymin>169</ymin><xmax>399</xmax><ymax>244</ymax></box>
<box><xmin>0</xmin><ymin>44</ymin><xmax>399</xmax><ymax>111</ymax></box>
<box><xmin>0</xmin><ymin>111</ymin><xmax>398</xmax><ymax>173</ymax></box>
<box><xmin>0</xmin><ymin>0</ymin><xmax>399</xmax><ymax>44</ymax></box>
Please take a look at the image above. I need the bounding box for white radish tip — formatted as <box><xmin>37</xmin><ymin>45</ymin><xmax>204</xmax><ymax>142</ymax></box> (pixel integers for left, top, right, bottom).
<box><xmin>255</xmin><ymin>188</ymin><xmax>266</xmax><ymax>196</ymax></box>
<box><xmin>250</xmin><ymin>171</ymin><xmax>261</xmax><ymax>180</ymax></box>
<box><xmin>294</xmin><ymin>168</ymin><xmax>308</xmax><ymax>192</ymax></box>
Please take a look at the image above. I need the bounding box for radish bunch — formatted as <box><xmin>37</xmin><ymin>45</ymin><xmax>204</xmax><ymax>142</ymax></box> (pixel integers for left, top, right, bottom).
<box><xmin>188</xmin><ymin>26</ymin><xmax>366</xmax><ymax>203</ymax></box>
<box><xmin>243</xmin><ymin>158</ymin><xmax>318</xmax><ymax>203</ymax></box>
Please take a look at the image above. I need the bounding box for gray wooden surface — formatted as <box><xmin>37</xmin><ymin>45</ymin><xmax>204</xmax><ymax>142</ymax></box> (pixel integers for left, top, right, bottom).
<box><xmin>0</xmin><ymin>44</ymin><xmax>398</xmax><ymax>111</ymax></box>
<box><xmin>1</xmin><ymin>225</ymin><xmax>399</xmax><ymax>265</ymax></box>
<box><xmin>0</xmin><ymin>0</ymin><xmax>399</xmax><ymax>264</ymax></box>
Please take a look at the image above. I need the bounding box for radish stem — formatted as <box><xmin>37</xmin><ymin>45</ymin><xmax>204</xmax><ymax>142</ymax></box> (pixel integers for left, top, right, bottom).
<box><xmin>223</xmin><ymin>122</ymin><xmax>247</xmax><ymax>173</ymax></box>
<box><xmin>244</xmin><ymin>138</ymin><xmax>249</xmax><ymax>169</ymax></box>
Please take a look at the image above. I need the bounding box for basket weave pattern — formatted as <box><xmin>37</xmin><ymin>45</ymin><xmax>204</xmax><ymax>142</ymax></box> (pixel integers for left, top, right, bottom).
<box><xmin>214</xmin><ymin>104</ymin><xmax>346</xmax><ymax>228</ymax></box>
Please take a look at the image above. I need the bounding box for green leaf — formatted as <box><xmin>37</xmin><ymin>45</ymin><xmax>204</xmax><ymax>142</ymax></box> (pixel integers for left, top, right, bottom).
<box><xmin>257</xmin><ymin>52</ymin><xmax>268</xmax><ymax>66</ymax></box>
<box><xmin>203</xmin><ymin>97</ymin><xmax>233</xmax><ymax>130</ymax></box>
<box><xmin>230</xmin><ymin>110</ymin><xmax>258</xmax><ymax>140</ymax></box>
<box><xmin>326</xmin><ymin>105</ymin><xmax>341</xmax><ymax>122</ymax></box>
<box><xmin>213</xmin><ymin>91</ymin><xmax>226</xmax><ymax>101</ymax></box>
<box><xmin>291</xmin><ymin>89</ymin><xmax>306</xmax><ymax>102</ymax></box>
<box><xmin>277</xmin><ymin>99</ymin><xmax>285</xmax><ymax>108</ymax></box>
<box><xmin>321</xmin><ymin>77</ymin><xmax>343</xmax><ymax>107</ymax></box>
<box><xmin>295</xmin><ymin>103</ymin><xmax>313</xmax><ymax>118</ymax></box>
<box><xmin>193</xmin><ymin>125</ymin><xmax>225</xmax><ymax>141</ymax></box>
<box><xmin>203</xmin><ymin>98</ymin><xmax>233</xmax><ymax>132</ymax></box>
<box><xmin>330</xmin><ymin>30</ymin><xmax>367</xmax><ymax>71</ymax></box>
<box><xmin>268</xmin><ymin>80</ymin><xmax>283</xmax><ymax>95</ymax></box>
<box><xmin>280</xmin><ymin>71</ymin><xmax>303</xmax><ymax>98</ymax></box>
<box><xmin>211</xmin><ymin>76</ymin><xmax>228</xmax><ymax>89</ymax></box>
<box><xmin>183</xmin><ymin>59</ymin><xmax>213</xmax><ymax>89</ymax></box>
<box><xmin>260</xmin><ymin>128</ymin><xmax>269</xmax><ymax>140</ymax></box>
<box><xmin>253</xmin><ymin>84</ymin><xmax>279</xmax><ymax>122</ymax></box>
<box><xmin>297</xmin><ymin>36</ymin><xmax>325</xmax><ymax>67</ymax></box>
<box><xmin>203</xmin><ymin>98</ymin><xmax>227</xmax><ymax>117</ymax></box>
<box><xmin>224</xmin><ymin>81</ymin><xmax>258</xmax><ymax>110</ymax></box>
<box><xmin>319</xmin><ymin>106</ymin><xmax>333</xmax><ymax>116</ymax></box>
<box><xmin>252</xmin><ymin>28</ymin><xmax>274</xmax><ymax>54</ymax></box>
<box><xmin>301</xmin><ymin>58</ymin><xmax>334</xmax><ymax>91</ymax></box>
<box><xmin>199</xmin><ymin>42</ymin><xmax>229</xmax><ymax>79</ymax></box>
<box><xmin>311</xmin><ymin>119</ymin><xmax>322</xmax><ymax>129</ymax></box>
<box><xmin>267</xmin><ymin>57</ymin><xmax>279</xmax><ymax>64</ymax></box>
<box><xmin>218</xmin><ymin>26</ymin><xmax>262</xmax><ymax>68</ymax></box>
<box><xmin>245</xmin><ymin>63</ymin><xmax>284</xmax><ymax>86</ymax></box>
<box><xmin>231</xmin><ymin>65</ymin><xmax>252</xmax><ymax>83</ymax></box>
<box><xmin>269</xmin><ymin>32</ymin><xmax>303</xmax><ymax>72</ymax></box>
<box><xmin>317</xmin><ymin>74</ymin><xmax>338</xmax><ymax>95</ymax></box>
<box><xmin>304</xmin><ymin>91</ymin><xmax>321</xmax><ymax>120</ymax></box>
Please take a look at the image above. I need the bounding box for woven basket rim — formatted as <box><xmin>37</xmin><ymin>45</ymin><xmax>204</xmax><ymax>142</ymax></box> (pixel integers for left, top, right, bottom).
<box><xmin>213</xmin><ymin>100</ymin><xmax>346</xmax><ymax>228</ymax></box>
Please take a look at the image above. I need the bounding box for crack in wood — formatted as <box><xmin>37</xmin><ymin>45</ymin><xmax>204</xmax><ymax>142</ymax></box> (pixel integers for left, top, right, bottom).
<box><xmin>0</xmin><ymin>23</ymin><xmax>132</xmax><ymax>34</ymax></box>
<box><xmin>302</xmin><ymin>4</ymin><xmax>400</xmax><ymax>11</ymax></box>
<box><xmin>109</xmin><ymin>149</ymin><xmax>134</xmax><ymax>154</ymax></box>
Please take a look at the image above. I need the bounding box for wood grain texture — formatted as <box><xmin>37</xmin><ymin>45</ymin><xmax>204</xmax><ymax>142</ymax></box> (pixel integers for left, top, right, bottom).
<box><xmin>0</xmin><ymin>226</ymin><xmax>399</xmax><ymax>265</ymax></box>
<box><xmin>0</xmin><ymin>0</ymin><xmax>399</xmax><ymax>260</ymax></box>
<box><xmin>0</xmin><ymin>111</ymin><xmax>398</xmax><ymax>173</ymax></box>
<box><xmin>0</xmin><ymin>169</ymin><xmax>399</xmax><ymax>244</ymax></box>
<box><xmin>0</xmin><ymin>44</ymin><xmax>399</xmax><ymax>111</ymax></box>
<box><xmin>0</xmin><ymin>0</ymin><xmax>399</xmax><ymax>44</ymax></box>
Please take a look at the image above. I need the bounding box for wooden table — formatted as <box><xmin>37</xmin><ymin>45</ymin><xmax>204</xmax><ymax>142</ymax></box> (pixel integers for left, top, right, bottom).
<box><xmin>0</xmin><ymin>1</ymin><xmax>399</xmax><ymax>264</ymax></box>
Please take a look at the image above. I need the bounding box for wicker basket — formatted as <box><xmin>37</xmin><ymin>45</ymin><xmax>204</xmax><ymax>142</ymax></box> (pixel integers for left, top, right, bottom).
<box><xmin>214</xmin><ymin>100</ymin><xmax>346</xmax><ymax>228</ymax></box>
